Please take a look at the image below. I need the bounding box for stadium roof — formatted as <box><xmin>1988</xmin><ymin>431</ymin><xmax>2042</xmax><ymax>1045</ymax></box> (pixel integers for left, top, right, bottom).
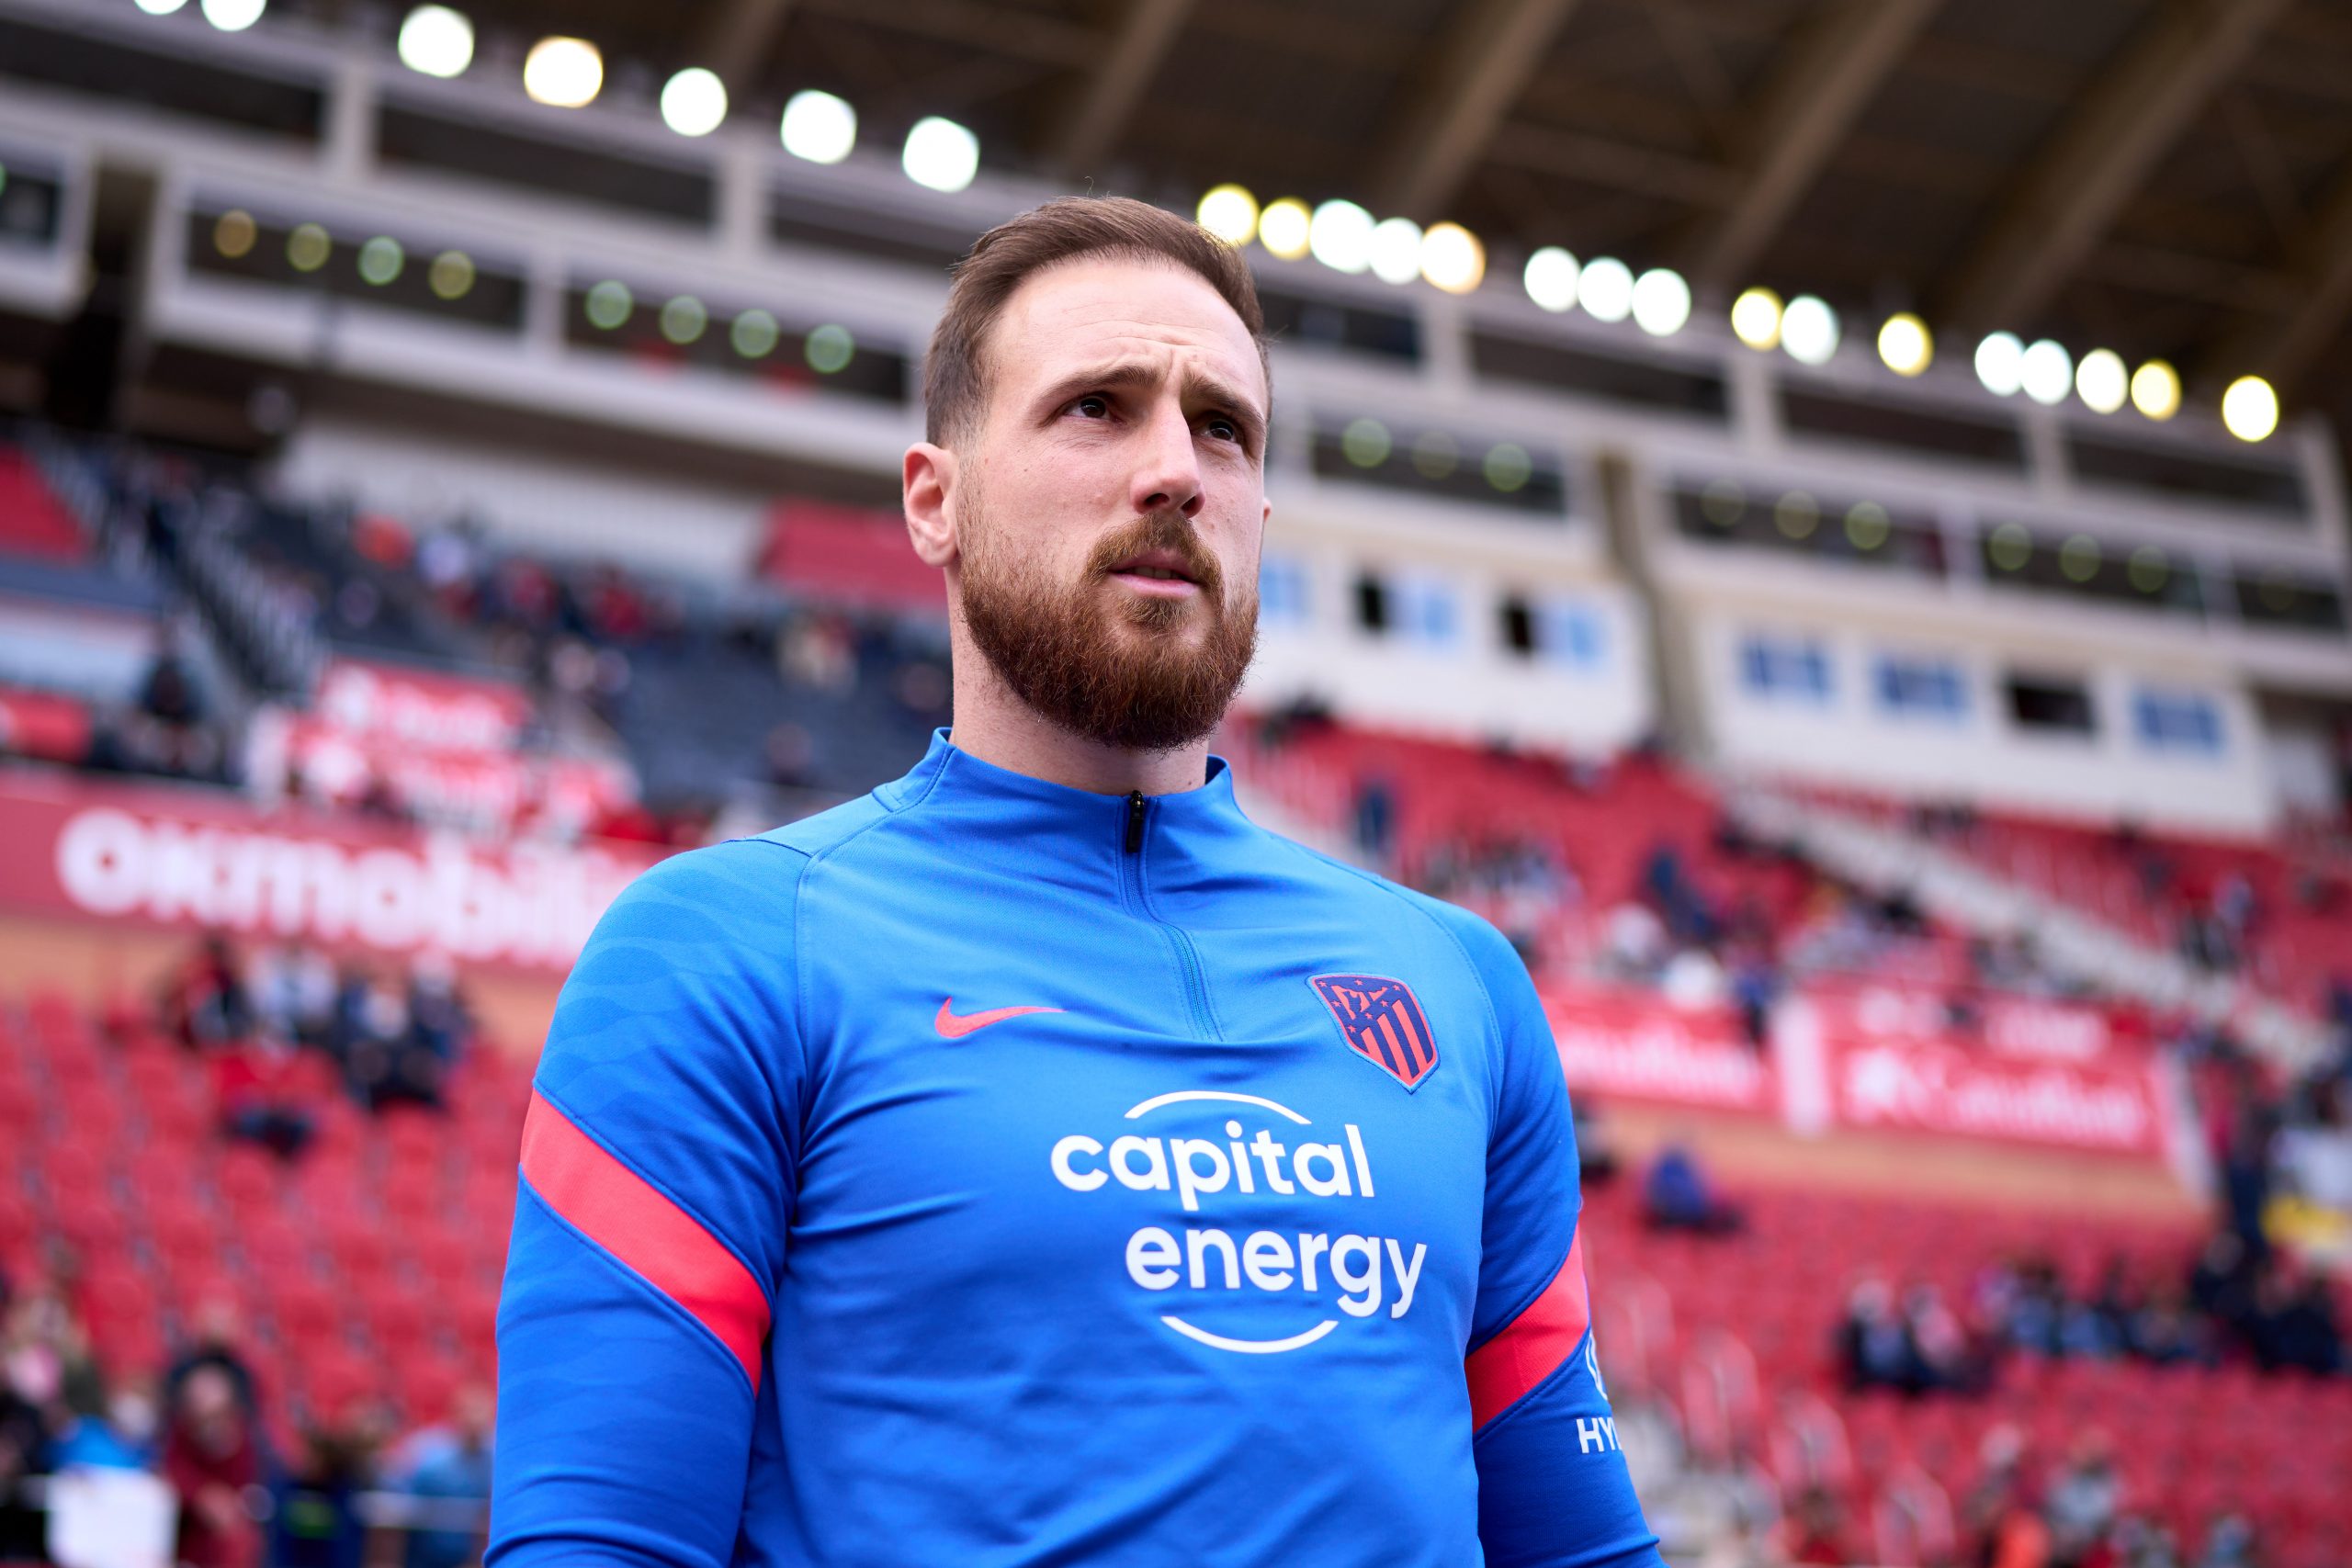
<box><xmin>242</xmin><ymin>0</ymin><xmax>2352</xmax><ymax>453</ymax></box>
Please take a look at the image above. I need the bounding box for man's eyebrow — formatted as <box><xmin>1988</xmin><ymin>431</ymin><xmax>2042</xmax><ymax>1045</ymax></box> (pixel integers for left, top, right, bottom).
<box><xmin>1035</xmin><ymin>358</ymin><xmax>1267</xmax><ymax>435</ymax></box>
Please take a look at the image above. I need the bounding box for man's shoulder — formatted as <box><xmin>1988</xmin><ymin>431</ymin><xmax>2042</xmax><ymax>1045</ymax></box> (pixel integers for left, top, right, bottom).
<box><xmin>746</xmin><ymin>789</ymin><xmax>899</xmax><ymax>862</ymax></box>
<box><xmin>1271</xmin><ymin>834</ymin><xmax>1521</xmax><ymax>973</ymax></box>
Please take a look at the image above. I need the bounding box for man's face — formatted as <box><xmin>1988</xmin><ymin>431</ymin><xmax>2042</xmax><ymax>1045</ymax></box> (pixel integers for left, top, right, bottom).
<box><xmin>947</xmin><ymin>255</ymin><xmax>1269</xmax><ymax>753</ymax></box>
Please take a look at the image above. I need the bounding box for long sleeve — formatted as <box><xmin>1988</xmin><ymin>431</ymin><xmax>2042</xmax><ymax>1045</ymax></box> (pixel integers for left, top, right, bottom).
<box><xmin>489</xmin><ymin>839</ymin><xmax>811</xmax><ymax>1568</ymax></box>
<box><xmin>1443</xmin><ymin>908</ymin><xmax>1663</xmax><ymax>1568</ymax></box>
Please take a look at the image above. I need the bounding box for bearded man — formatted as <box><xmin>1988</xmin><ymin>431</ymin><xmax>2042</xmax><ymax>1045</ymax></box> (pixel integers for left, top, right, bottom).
<box><xmin>491</xmin><ymin>196</ymin><xmax>1659</xmax><ymax>1568</ymax></box>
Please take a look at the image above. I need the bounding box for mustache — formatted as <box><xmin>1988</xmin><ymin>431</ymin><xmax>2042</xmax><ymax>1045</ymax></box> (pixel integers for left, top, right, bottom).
<box><xmin>1084</xmin><ymin>510</ymin><xmax>1224</xmax><ymax>598</ymax></box>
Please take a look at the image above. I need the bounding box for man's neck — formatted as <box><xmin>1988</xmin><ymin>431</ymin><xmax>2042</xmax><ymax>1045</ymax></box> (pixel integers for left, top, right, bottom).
<box><xmin>945</xmin><ymin>660</ymin><xmax>1212</xmax><ymax>797</ymax></box>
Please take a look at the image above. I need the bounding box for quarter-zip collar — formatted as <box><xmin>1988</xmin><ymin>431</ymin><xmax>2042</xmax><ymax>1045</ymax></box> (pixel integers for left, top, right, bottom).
<box><xmin>877</xmin><ymin>728</ymin><xmax>1256</xmax><ymax>907</ymax></box>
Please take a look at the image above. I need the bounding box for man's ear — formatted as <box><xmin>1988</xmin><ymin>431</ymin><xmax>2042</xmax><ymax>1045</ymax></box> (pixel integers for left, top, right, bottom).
<box><xmin>904</xmin><ymin>442</ymin><xmax>958</xmax><ymax>569</ymax></box>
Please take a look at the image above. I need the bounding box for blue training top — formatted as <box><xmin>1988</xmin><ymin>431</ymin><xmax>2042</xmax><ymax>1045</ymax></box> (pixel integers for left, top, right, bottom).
<box><xmin>491</xmin><ymin>728</ymin><xmax>1662</xmax><ymax>1568</ymax></box>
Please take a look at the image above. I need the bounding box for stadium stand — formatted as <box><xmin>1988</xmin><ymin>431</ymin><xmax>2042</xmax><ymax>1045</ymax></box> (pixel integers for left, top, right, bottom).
<box><xmin>6</xmin><ymin>3</ymin><xmax>2352</xmax><ymax>1560</ymax></box>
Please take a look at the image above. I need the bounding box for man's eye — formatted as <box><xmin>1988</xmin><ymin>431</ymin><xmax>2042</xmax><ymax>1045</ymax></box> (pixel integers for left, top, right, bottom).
<box><xmin>1071</xmin><ymin>395</ymin><xmax>1111</xmax><ymax>419</ymax></box>
<box><xmin>1204</xmin><ymin>416</ymin><xmax>1239</xmax><ymax>443</ymax></box>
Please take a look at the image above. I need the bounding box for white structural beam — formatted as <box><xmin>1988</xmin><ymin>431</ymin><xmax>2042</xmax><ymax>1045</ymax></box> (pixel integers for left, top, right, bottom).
<box><xmin>1687</xmin><ymin>0</ymin><xmax>1939</xmax><ymax>290</ymax></box>
<box><xmin>1939</xmin><ymin>0</ymin><xmax>2291</xmax><ymax>333</ymax></box>
<box><xmin>689</xmin><ymin>0</ymin><xmax>797</xmax><ymax>93</ymax></box>
<box><xmin>2201</xmin><ymin>158</ymin><xmax>2352</xmax><ymax>397</ymax></box>
<box><xmin>1368</xmin><ymin>0</ymin><xmax>1586</xmax><ymax>220</ymax></box>
<box><xmin>1046</xmin><ymin>0</ymin><xmax>1193</xmax><ymax>176</ymax></box>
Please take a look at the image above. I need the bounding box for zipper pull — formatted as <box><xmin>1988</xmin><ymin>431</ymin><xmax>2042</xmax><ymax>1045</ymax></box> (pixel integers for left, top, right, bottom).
<box><xmin>1125</xmin><ymin>790</ymin><xmax>1147</xmax><ymax>853</ymax></box>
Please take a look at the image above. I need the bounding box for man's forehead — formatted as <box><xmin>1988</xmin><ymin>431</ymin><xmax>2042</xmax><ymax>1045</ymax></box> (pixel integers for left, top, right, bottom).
<box><xmin>995</xmin><ymin>257</ymin><xmax>1265</xmax><ymax>406</ymax></box>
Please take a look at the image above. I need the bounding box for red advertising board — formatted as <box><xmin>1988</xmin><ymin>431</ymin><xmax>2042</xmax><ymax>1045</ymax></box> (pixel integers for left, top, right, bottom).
<box><xmin>0</xmin><ymin>767</ymin><xmax>663</xmax><ymax>972</ymax></box>
<box><xmin>1542</xmin><ymin>987</ymin><xmax>1780</xmax><ymax>1117</ymax></box>
<box><xmin>1807</xmin><ymin>987</ymin><xmax>2173</xmax><ymax>1159</ymax></box>
<box><xmin>249</xmin><ymin>660</ymin><xmax>634</xmax><ymax>837</ymax></box>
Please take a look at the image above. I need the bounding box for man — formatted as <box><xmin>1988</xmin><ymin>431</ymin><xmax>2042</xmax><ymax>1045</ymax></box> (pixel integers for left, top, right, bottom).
<box><xmin>492</xmin><ymin>196</ymin><xmax>1659</xmax><ymax>1567</ymax></box>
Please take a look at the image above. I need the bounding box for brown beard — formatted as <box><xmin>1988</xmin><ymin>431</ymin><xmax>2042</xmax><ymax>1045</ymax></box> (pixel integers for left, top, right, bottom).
<box><xmin>956</xmin><ymin>494</ymin><xmax>1259</xmax><ymax>754</ymax></box>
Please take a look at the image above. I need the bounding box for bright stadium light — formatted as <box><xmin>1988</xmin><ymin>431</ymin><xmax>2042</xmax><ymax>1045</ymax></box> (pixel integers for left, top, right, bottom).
<box><xmin>1577</xmin><ymin>257</ymin><xmax>1632</xmax><ymax>322</ymax></box>
<box><xmin>1730</xmin><ymin>287</ymin><xmax>1782</xmax><ymax>350</ymax></box>
<box><xmin>1523</xmin><ymin>247</ymin><xmax>1578</xmax><ymax>312</ymax></box>
<box><xmin>1630</xmin><ymin>267</ymin><xmax>1691</xmax><ymax>336</ymax></box>
<box><xmin>286</xmin><ymin>223</ymin><xmax>331</xmax><ymax>272</ymax></box>
<box><xmin>2222</xmin><ymin>375</ymin><xmax>2278</xmax><ymax>442</ymax></box>
<box><xmin>782</xmin><ymin>91</ymin><xmax>855</xmax><ymax>164</ymax></box>
<box><xmin>1418</xmin><ymin>223</ymin><xmax>1485</xmax><ymax>293</ymax></box>
<box><xmin>660</xmin><ymin>295</ymin><xmax>708</xmax><ymax>345</ymax></box>
<box><xmin>2019</xmin><ymin>338</ymin><xmax>2073</xmax><ymax>405</ymax></box>
<box><xmin>202</xmin><ymin>0</ymin><xmax>266</xmax><ymax>30</ymax></box>
<box><xmin>1367</xmin><ymin>218</ymin><xmax>1422</xmax><ymax>286</ymax></box>
<box><xmin>134</xmin><ymin>0</ymin><xmax>189</xmax><ymax>13</ymax></box>
<box><xmin>212</xmin><ymin>210</ymin><xmax>257</xmax><ymax>258</ymax></box>
<box><xmin>2075</xmin><ymin>348</ymin><xmax>2127</xmax><ymax>413</ymax></box>
<box><xmin>1256</xmin><ymin>199</ymin><xmax>1310</xmax><ymax>261</ymax></box>
<box><xmin>2130</xmin><ymin>359</ymin><xmax>2180</xmax><ymax>421</ymax></box>
<box><xmin>428</xmin><ymin>250</ymin><xmax>475</xmax><ymax>299</ymax></box>
<box><xmin>398</xmin><ymin>6</ymin><xmax>473</xmax><ymax>78</ymax></box>
<box><xmin>903</xmin><ymin>116</ymin><xmax>978</xmax><ymax>193</ymax></box>
<box><xmin>1876</xmin><ymin>312</ymin><xmax>1932</xmax><ymax>377</ymax></box>
<box><xmin>1973</xmin><ymin>331</ymin><xmax>2024</xmax><ymax>396</ymax></box>
<box><xmin>524</xmin><ymin>37</ymin><xmax>602</xmax><ymax>107</ymax></box>
<box><xmin>1781</xmin><ymin>294</ymin><xmax>1839</xmax><ymax>366</ymax></box>
<box><xmin>1307</xmin><ymin>199</ymin><xmax>1374</xmax><ymax>274</ymax></box>
<box><xmin>356</xmin><ymin>236</ymin><xmax>403</xmax><ymax>286</ymax></box>
<box><xmin>1196</xmin><ymin>185</ymin><xmax>1259</xmax><ymax>245</ymax></box>
<box><xmin>660</xmin><ymin>68</ymin><xmax>728</xmax><ymax>136</ymax></box>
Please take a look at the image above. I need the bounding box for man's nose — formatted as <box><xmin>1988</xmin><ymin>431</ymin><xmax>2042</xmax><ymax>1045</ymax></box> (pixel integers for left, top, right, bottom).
<box><xmin>1130</xmin><ymin>398</ymin><xmax>1204</xmax><ymax>519</ymax></box>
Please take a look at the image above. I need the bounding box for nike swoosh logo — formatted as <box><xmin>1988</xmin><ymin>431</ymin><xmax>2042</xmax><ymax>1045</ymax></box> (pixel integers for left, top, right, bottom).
<box><xmin>934</xmin><ymin>998</ymin><xmax>1066</xmax><ymax>1040</ymax></box>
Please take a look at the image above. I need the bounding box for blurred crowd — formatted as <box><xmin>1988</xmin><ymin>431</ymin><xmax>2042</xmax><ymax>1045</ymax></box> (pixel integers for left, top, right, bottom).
<box><xmin>165</xmin><ymin>934</ymin><xmax>475</xmax><ymax>1159</ymax></box>
<box><xmin>0</xmin><ymin>1267</ymin><xmax>492</xmax><ymax>1568</ymax></box>
<box><xmin>1838</xmin><ymin>1237</ymin><xmax>2343</xmax><ymax>1404</ymax></box>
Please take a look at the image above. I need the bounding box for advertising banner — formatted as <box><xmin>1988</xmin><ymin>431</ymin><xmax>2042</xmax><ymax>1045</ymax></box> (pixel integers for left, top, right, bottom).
<box><xmin>1541</xmin><ymin>987</ymin><xmax>1779</xmax><ymax>1117</ymax></box>
<box><xmin>1805</xmin><ymin>987</ymin><xmax>2171</xmax><ymax>1158</ymax></box>
<box><xmin>249</xmin><ymin>660</ymin><xmax>634</xmax><ymax>837</ymax></box>
<box><xmin>0</xmin><ymin>767</ymin><xmax>662</xmax><ymax>972</ymax></box>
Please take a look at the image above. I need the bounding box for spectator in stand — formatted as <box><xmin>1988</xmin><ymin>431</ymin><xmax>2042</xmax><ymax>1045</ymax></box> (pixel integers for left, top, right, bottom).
<box><xmin>1722</xmin><ymin>943</ymin><xmax>1778</xmax><ymax>1052</ymax></box>
<box><xmin>389</xmin><ymin>1383</ymin><xmax>495</xmax><ymax>1568</ymax></box>
<box><xmin>214</xmin><ymin>1026</ymin><xmax>319</xmax><ymax>1159</ymax></box>
<box><xmin>164</xmin><ymin>1363</ymin><xmax>262</xmax><ymax>1568</ymax></box>
<box><xmin>2188</xmin><ymin>1234</ymin><xmax>2257</xmax><ymax>1348</ymax></box>
<box><xmin>2044</xmin><ymin>1431</ymin><xmax>2121</xmax><ymax>1568</ymax></box>
<box><xmin>50</xmin><ymin>1369</ymin><xmax>161</xmax><ymax>1472</ymax></box>
<box><xmin>2247</xmin><ymin>1265</ymin><xmax>2343</xmax><ymax>1375</ymax></box>
<box><xmin>1963</xmin><ymin>1426</ymin><xmax>2052</xmax><ymax>1568</ymax></box>
<box><xmin>247</xmin><ymin>942</ymin><xmax>340</xmax><ymax>1050</ymax></box>
<box><xmin>271</xmin><ymin>1404</ymin><xmax>383</xmax><ymax>1568</ymax></box>
<box><xmin>335</xmin><ymin>966</ymin><xmax>415</xmax><ymax>1108</ymax></box>
<box><xmin>0</xmin><ymin>1328</ymin><xmax>50</xmax><ymax>1560</ymax></box>
<box><xmin>1839</xmin><ymin>1279</ymin><xmax>1919</xmax><ymax>1393</ymax></box>
<box><xmin>1351</xmin><ymin>773</ymin><xmax>1395</xmax><ymax>869</ymax></box>
<box><xmin>166</xmin><ymin>1296</ymin><xmax>262</xmax><ymax>1422</ymax></box>
<box><xmin>1785</xmin><ymin>1485</ymin><xmax>1854</xmax><ymax>1565</ymax></box>
<box><xmin>167</xmin><ymin>931</ymin><xmax>253</xmax><ymax>1052</ymax></box>
<box><xmin>406</xmin><ymin>953</ymin><xmax>472</xmax><ymax>1076</ymax></box>
<box><xmin>1905</xmin><ymin>1283</ymin><xmax>1987</xmax><ymax>1393</ymax></box>
<box><xmin>1643</xmin><ymin>1144</ymin><xmax>1743</xmax><ymax>1234</ymax></box>
<box><xmin>2194</xmin><ymin>1514</ymin><xmax>2258</xmax><ymax>1568</ymax></box>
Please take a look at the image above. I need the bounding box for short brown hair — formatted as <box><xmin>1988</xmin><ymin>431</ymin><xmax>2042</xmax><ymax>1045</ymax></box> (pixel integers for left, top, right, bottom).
<box><xmin>923</xmin><ymin>195</ymin><xmax>1270</xmax><ymax>446</ymax></box>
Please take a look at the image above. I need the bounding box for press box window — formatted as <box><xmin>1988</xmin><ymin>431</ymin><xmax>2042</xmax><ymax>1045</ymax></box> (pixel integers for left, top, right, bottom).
<box><xmin>1259</xmin><ymin>555</ymin><xmax>1310</xmax><ymax>626</ymax></box>
<box><xmin>1392</xmin><ymin>576</ymin><xmax>1459</xmax><ymax>647</ymax></box>
<box><xmin>2134</xmin><ymin>689</ymin><xmax>2223</xmax><ymax>755</ymax></box>
<box><xmin>2007</xmin><ymin>675</ymin><xmax>2097</xmax><ymax>736</ymax></box>
<box><xmin>1875</xmin><ymin>656</ymin><xmax>1967</xmax><ymax>718</ymax></box>
<box><xmin>1739</xmin><ymin>634</ymin><xmax>1833</xmax><ymax>702</ymax></box>
<box><xmin>1354</xmin><ymin>573</ymin><xmax>1388</xmax><ymax>633</ymax></box>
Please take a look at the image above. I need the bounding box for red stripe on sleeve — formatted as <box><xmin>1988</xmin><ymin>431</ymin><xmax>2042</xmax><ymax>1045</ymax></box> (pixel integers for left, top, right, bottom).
<box><xmin>1465</xmin><ymin>1231</ymin><xmax>1590</xmax><ymax>1432</ymax></box>
<box><xmin>520</xmin><ymin>1089</ymin><xmax>771</xmax><ymax>1392</ymax></box>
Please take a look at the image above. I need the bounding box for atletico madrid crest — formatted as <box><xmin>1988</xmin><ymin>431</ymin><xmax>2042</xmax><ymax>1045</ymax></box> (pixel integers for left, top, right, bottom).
<box><xmin>1309</xmin><ymin>974</ymin><xmax>1438</xmax><ymax>1090</ymax></box>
